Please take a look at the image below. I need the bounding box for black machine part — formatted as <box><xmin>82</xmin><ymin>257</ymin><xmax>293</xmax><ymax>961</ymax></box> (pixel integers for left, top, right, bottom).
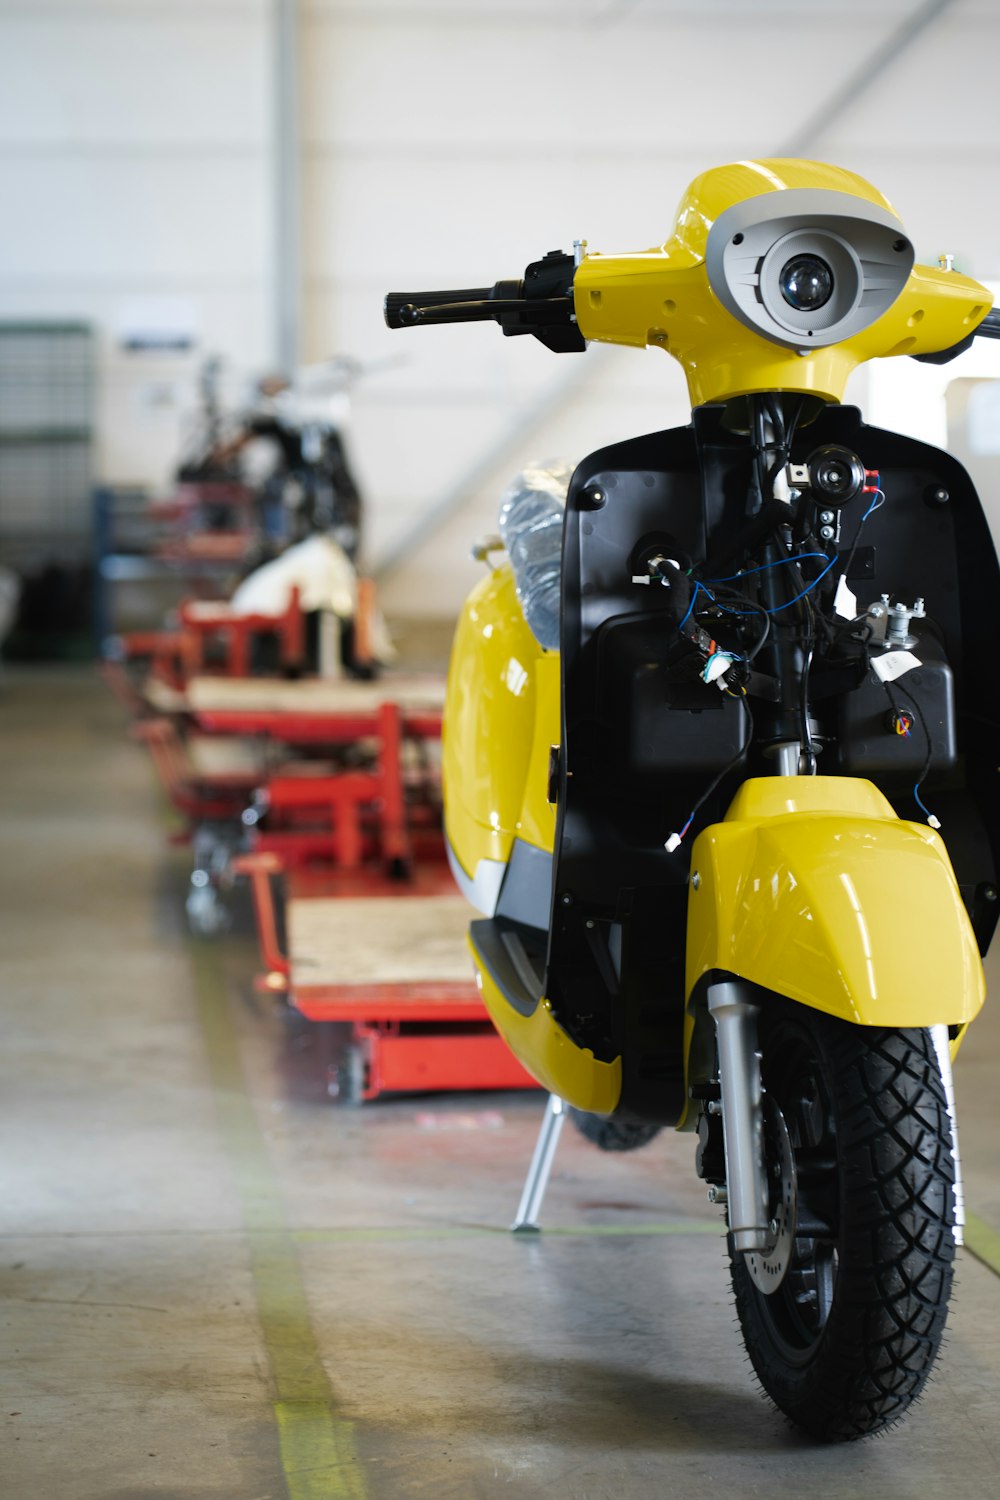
<box><xmin>543</xmin><ymin>405</ymin><xmax>1000</xmax><ymax>1124</ymax></box>
<box><xmin>835</xmin><ymin>627</ymin><xmax>957</xmax><ymax>776</ymax></box>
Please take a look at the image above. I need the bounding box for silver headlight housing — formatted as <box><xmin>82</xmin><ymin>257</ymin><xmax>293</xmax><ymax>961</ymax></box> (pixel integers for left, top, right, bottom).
<box><xmin>705</xmin><ymin>188</ymin><xmax>915</xmax><ymax>351</ymax></box>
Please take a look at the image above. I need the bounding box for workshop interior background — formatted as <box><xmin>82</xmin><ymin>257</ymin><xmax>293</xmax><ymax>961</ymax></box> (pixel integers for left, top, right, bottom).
<box><xmin>3</xmin><ymin>0</ymin><xmax>1000</xmax><ymax>648</ymax></box>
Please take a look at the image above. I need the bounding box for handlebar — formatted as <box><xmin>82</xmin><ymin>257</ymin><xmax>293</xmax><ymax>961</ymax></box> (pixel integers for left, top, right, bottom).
<box><xmin>385</xmin><ymin>252</ymin><xmax>1000</xmax><ymax>364</ymax></box>
<box><xmin>384</xmin><ymin>287</ymin><xmax>493</xmax><ymax>329</ymax></box>
<box><xmin>384</xmin><ymin>252</ymin><xmax>586</xmax><ymax>353</ymax></box>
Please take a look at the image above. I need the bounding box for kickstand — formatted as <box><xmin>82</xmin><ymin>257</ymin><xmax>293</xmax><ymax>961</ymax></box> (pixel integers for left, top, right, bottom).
<box><xmin>511</xmin><ymin>1094</ymin><xmax>567</xmax><ymax>1234</ymax></box>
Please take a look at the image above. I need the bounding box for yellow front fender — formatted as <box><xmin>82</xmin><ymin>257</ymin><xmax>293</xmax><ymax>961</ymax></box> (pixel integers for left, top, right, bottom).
<box><xmin>686</xmin><ymin>777</ymin><xmax>985</xmax><ymax>1028</ymax></box>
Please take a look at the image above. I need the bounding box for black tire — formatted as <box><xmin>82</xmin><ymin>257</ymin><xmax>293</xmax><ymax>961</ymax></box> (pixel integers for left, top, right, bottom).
<box><xmin>568</xmin><ymin>1108</ymin><xmax>663</xmax><ymax>1153</ymax></box>
<box><xmin>730</xmin><ymin>1000</ymin><xmax>955</xmax><ymax>1441</ymax></box>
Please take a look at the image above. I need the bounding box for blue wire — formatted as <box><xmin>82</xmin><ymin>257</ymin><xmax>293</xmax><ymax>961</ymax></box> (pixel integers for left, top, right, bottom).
<box><xmin>913</xmin><ymin>785</ymin><xmax>940</xmax><ymax>826</ymax></box>
<box><xmin>706</xmin><ymin>553</ymin><xmax>828</xmax><ymax>584</ymax></box>
<box><xmin>677</xmin><ymin>581</ymin><xmax>707</xmax><ymax>631</ymax></box>
<box><xmin>764</xmin><ymin>552</ymin><xmax>840</xmax><ymax>613</ymax></box>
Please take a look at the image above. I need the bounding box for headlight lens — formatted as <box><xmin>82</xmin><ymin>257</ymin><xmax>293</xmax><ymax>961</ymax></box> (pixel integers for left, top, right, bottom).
<box><xmin>779</xmin><ymin>255</ymin><xmax>834</xmax><ymax>312</ymax></box>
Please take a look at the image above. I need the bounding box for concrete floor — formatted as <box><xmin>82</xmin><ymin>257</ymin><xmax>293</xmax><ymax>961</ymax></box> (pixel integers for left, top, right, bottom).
<box><xmin>1</xmin><ymin>667</ymin><xmax>999</xmax><ymax>1500</ymax></box>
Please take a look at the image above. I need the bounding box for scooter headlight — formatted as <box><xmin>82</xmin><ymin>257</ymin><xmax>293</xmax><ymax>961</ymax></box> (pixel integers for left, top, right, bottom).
<box><xmin>779</xmin><ymin>254</ymin><xmax>833</xmax><ymax>312</ymax></box>
<box><xmin>705</xmin><ymin>188</ymin><xmax>914</xmax><ymax>351</ymax></box>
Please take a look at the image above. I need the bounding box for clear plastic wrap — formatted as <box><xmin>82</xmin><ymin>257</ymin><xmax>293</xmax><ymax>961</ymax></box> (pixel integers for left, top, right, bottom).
<box><xmin>497</xmin><ymin>460</ymin><xmax>573</xmax><ymax>651</ymax></box>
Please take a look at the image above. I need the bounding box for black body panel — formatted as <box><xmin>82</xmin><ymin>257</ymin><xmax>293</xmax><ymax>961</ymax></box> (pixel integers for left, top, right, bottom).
<box><xmin>543</xmin><ymin>404</ymin><xmax>1000</xmax><ymax>1125</ymax></box>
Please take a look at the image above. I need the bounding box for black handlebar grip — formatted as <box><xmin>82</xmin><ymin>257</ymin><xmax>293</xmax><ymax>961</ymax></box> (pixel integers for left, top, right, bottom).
<box><xmin>975</xmin><ymin>307</ymin><xmax>1000</xmax><ymax>338</ymax></box>
<box><xmin>384</xmin><ymin>287</ymin><xmax>492</xmax><ymax>329</ymax></box>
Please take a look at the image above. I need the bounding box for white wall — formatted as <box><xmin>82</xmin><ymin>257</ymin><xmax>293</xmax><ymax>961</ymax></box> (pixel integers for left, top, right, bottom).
<box><xmin>3</xmin><ymin>0</ymin><xmax>1000</xmax><ymax>615</ymax></box>
<box><xmin>0</xmin><ymin>0</ymin><xmax>274</xmax><ymax>488</ymax></box>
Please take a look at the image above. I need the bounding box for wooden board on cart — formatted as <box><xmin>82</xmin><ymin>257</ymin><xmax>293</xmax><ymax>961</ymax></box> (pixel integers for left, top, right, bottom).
<box><xmin>143</xmin><ymin>677</ymin><xmax>189</xmax><ymax>714</ymax></box>
<box><xmin>289</xmin><ymin>892</ymin><xmax>472</xmax><ymax>990</ymax></box>
<box><xmin>186</xmin><ymin>673</ymin><xmax>446</xmax><ymax>717</ymax></box>
<box><xmin>186</xmin><ymin>736</ymin><xmax>267</xmax><ymax>778</ymax></box>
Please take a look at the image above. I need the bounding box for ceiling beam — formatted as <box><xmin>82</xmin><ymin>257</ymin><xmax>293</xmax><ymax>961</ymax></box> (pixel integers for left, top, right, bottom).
<box><xmin>777</xmin><ymin>0</ymin><xmax>958</xmax><ymax>156</ymax></box>
<box><xmin>273</xmin><ymin>0</ymin><xmax>302</xmax><ymax>375</ymax></box>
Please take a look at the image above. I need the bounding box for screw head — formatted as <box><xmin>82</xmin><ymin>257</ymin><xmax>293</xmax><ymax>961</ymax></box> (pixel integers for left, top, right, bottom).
<box><xmin>691</xmin><ymin>871</ymin><xmax>701</xmax><ymax>890</ymax></box>
<box><xmin>580</xmin><ymin>485</ymin><xmax>606</xmax><ymax>510</ymax></box>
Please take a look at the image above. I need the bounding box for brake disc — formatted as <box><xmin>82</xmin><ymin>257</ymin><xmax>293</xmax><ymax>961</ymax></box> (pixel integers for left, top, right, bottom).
<box><xmin>745</xmin><ymin>1095</ymin><xmax>797</xmax><ymax>1294</ymax></box>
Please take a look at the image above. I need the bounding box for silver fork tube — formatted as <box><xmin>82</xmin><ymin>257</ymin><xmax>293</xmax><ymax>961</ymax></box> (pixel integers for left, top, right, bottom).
<box><xmin>708</xmin><ymin>981</ymin><xmax>770</xmax><ymax>1252</ymax></box>
<box><xmin>930</xmin><ymin>1024</ymin><xmax>965</xmax><ymax>1247</ymax></box>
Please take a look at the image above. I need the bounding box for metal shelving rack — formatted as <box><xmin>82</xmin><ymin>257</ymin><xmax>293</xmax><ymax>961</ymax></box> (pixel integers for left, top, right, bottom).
<box><xmin>0</xmin><ymin>321</ymin><xmax>95</xmax><ymax>567</ymax></box>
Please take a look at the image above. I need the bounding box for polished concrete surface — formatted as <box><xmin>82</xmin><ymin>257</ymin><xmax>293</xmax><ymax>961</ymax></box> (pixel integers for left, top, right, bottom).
<box><xmin>1</xmin><ymin>667</ymin><xmax>999</xmax><ymax>1499</ymax></box>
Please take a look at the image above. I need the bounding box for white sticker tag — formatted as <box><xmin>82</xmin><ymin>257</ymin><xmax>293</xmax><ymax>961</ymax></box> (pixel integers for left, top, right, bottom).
<box><xmin>833</xmin><ymin>574</ymin><xmax>857</xmax><ymax>620</ymax></box>
<box><xmin>872</xmin><ymin>649</ymin><xmax>920</xmax><ymax>683</ymax></box>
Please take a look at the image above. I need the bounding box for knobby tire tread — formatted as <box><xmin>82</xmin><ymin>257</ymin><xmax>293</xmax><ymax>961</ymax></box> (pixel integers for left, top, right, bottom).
<box><xmin>731</xmin><ymin>1010</ymin><xmax>955</xmax><ymax>1441</ymax></box>
<box><xmin>568</xmin><ymin>1108</ymin><xmax>663</xmax><ymax>1153</ymax></box>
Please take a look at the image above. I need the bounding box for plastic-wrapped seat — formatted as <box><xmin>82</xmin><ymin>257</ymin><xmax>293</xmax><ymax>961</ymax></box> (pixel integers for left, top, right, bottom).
<box><xmin>497</xmin><ymin>461</ymin><xmax>573</xmax><ymax>652</ymax></box>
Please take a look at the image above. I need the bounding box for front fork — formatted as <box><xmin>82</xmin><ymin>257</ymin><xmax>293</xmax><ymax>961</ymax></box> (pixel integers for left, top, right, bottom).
<box><xmin>706</xmin><ymin>982</ymin><xmax>967</xmax><ymax>1252</ymax></box>
<box><xmin>707</xmin><ymin>981</ymin><xmax>770</xmax><ymax>1252</ymax></box>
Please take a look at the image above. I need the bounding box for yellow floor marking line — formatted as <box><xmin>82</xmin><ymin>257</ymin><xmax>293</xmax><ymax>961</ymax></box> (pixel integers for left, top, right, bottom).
<box><xmin>189</xmin><ymin>939</ymin><xmax>368</xmax><ymax>1500</ymax></box>
<box><xmin>964</xmin><ymin>1212</ymin><xmax>1000</xmax><ymax>1279</ymax></box>
<box><xmin>293</xmin><ymin>1221</ymin><xmax>721</xmax><ymax>1244</ymax></box>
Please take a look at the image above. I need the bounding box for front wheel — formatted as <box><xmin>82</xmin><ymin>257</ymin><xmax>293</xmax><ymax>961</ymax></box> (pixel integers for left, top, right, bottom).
<box><xmin>730</xmin><ymin>1002</ymin><xmax>956</xmax><ymax>1441</ymax></box>
<box><xmin>568</xmin><ymin>1108</ymin><xmax>663</xmax><ymax>1153</ymax></box>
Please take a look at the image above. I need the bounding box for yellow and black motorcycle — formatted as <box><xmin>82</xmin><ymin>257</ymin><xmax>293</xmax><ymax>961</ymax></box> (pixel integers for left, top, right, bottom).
<box><xmin>385</xmin><ymin>159</ymin><xmax>1000</xmax><ymax>1441</ymax></box>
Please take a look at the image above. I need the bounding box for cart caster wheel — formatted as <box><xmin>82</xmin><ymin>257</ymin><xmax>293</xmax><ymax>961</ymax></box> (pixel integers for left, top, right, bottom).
<box><xmin>185</xmin><ymin>883</ymin><xmax>230</xmax><ymax>938</ymax></box>
<box><xmin>328</xmin><ymin>1043</ymin><xmax>366</xmax><ymax>1106</ymax></box>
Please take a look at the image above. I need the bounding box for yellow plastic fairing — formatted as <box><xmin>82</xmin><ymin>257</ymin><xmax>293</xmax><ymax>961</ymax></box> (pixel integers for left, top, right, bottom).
<box><xmin>574</xmin><ymin>158</ymin><xmax>992</xmax><ymax>407</ymax></box>
<box><xmin>469</xmin><ymin>933</ymin><xmax>622</xmax><ymax>1113</ymax></box>
<box><xmin>442</xmin><ymin>563</ymin><xmax>558</xmax><ymax>887</ymax></box>
<box><xmin>686</xmin><ymin>776</ymin><xmax>985</xmax><ymax>1027</ymax></box>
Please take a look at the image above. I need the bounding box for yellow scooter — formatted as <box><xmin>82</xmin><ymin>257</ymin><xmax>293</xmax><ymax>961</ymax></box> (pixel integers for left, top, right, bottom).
<box><xmin>385</xmin><ymin>159</ymin><xmax>1000</xmax><ymax>1441</ymax></box>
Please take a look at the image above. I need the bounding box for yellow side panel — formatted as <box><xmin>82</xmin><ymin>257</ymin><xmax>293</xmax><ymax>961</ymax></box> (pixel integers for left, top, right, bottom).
<box><xmin>686</xmin><ymin>776</ymin><xmax>985</xmax><ymax>1028</ymax></box>
<box><xmin>516</xmin><ymin>650</ymin><xmax>559</xmax><ymax>853</ymax></box>
<box><xmin>470</xmin><ymin>936</ymin><xmax>621</xmax><ymax>1114</ymax></box>
<box><xmin>442</xmin><ymin>563</ymin><xmax>551</xmax><ymax>879</ymax></box>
